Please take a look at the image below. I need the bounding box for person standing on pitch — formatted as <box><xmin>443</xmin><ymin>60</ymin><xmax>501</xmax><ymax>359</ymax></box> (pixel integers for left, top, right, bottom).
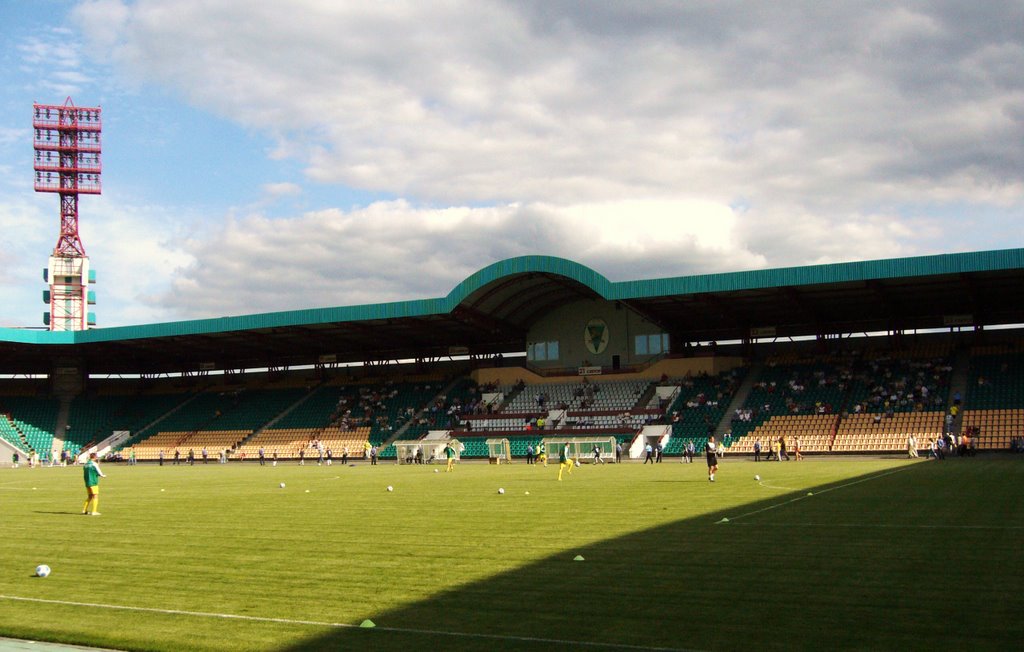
<box><xmin>907</xmin><ymin>434</ymin><xmax>918</xmax><ymax>458</ymax></box>
<box><xmin>557</xmin><ymin>442</ymin><xmax>575</xmax><ymax>480</ymax></box>
<box><xmin>445</xmin><ymin>442</ymin><xmax>456</xmax><ymax>472</ymax></box>
<box><xmin>82</xmin><ymin>452</ymin><xmax>106</xmax><ymax>515</ymax></box>
<box><xmin>705</xmin><ymin>435</ymin><xmax>719</xmax><ymax>482</ymax></box>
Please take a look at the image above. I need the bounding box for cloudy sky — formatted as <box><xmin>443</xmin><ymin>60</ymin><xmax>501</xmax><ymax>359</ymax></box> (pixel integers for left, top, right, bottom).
<box><xmin>1</xmin><ymin>0</ymin><xmax>1021</xmax><ymax>327</ymax></box>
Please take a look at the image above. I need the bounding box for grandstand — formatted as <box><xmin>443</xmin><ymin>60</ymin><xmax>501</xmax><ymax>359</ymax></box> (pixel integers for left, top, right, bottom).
<box><xmin>0</xmin><ymin>250</ymin><xmax>1021</xmax><ymax>464</ymax></box>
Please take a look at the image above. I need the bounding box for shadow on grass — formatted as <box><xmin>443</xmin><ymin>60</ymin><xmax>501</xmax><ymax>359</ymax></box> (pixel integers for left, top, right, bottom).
<box><xmin>280</xmin><ymin>461</ymin><xmax>1024</xmax><ymax>652</ymax></box>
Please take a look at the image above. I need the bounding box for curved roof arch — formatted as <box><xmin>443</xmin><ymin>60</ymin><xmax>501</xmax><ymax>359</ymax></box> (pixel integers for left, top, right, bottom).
<box><xmin>446</xmin><ymin>256</ymin><xmax>612</xmax><ymax>335</ymax></box>
<box><xmin>444</xmin><ymin>255</ymin><xmax>614</xmax><ymax>305</ymax></box>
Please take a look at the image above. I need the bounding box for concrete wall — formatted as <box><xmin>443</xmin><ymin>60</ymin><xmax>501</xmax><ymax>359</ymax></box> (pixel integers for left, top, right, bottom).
<box><xmin>525</xmin><ymin>298</ymin><xmax>669</xmax><ymax>370</ymax></box>
<box><xmin>473</xmin><ymin>355</ymin><xmax>744</xmax><ymax>387</ymax></box>
<box><xmin>0</xmin><ymin>437</ymin><xmax>28</xmax><ymax>468</ymax></box>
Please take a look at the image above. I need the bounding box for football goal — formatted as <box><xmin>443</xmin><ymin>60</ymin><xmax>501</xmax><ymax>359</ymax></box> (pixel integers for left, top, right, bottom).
<box><xmin>485</xmin><ymin>438</ymin><xmax>512</xmax><ymax>464</ymax></box>
<box><xmin>540</xmin><ymin>436</ymin><xmax>617</xmax><ymax>463</ymax></box>
<box><xmin>393</xmin><ymin>437</ymin><xmax>463</xmax><ymax>465</ymax></box>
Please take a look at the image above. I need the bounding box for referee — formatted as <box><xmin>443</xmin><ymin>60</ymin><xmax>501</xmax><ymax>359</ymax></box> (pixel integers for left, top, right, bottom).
<box><xmin>705</xmin><ymin>435</ymin><xmax>719</xmax><ymax>482</ymax></box>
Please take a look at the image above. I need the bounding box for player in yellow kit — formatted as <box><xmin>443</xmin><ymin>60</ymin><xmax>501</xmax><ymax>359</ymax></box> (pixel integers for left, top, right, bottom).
<box><xmin>82</xmin><ymin>452</ymin><xmax>106</xmax><ymax>516</ymax></box>
<box><xmin>445</xmin><ymin>442</ymin><xmax>456</xmax><ymax>472</ymax></box>
<box><xmin>557</xmin><ymin>443</ymin><xmax>575</xmax><ymax>480</ymax></box>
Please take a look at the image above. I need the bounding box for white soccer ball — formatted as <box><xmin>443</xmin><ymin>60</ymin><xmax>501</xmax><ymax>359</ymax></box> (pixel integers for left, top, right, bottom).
<box><xmin>498</xmin><ymin>488</ymin><xmax>505</xmax><ymax>494</ymax></box>
<box><xmin>434</xmin><ymin>469</ymin><xmax>439</xmax><ymax>473</ymax></box>
<box><xmin>279</xmin><ymin>482</ymin><xmax>286</xmax><ymax>489</ymax></box>
<box><xmin>272</xmin><ymin>461</ymin><xmax>277</xmax><ymax>467</ymax></box>
<box><xmin>755</xmin><ymin>475</ymin><xmax>761</xmax><ymax>481</ymax></box>
<box><xmin>574</xmin><ymin>460</ymin><xmax>580</xmax><ymax>467</ymax></box>
<box><xmin>387</xmin><ymin>485</ymin><xmax>393</xmax><ymax>492</ymax></box>
<box><xmin>35</xmin><ymin>564</ymin><xmax>51</xmax><ymax>578</ymax></box>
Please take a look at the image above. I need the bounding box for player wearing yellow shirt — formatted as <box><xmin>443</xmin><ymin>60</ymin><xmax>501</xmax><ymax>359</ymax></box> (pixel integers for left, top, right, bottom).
<box><xmin>557</xmin><ymin>443</ymin><xmax>575</xmax><ymax>481</ymax></box>
<box><xmin>445</xmin><ymin>442</ymin><xmax>456</xmax><ymax>472</ymax></box>
<box><xmin>82</xmin><ymin>453</ymin><xmax>106</xmax><ymax>516</ymax></box>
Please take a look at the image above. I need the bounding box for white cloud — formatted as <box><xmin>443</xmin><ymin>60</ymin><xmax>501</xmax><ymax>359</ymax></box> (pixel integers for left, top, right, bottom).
<box><xmin>261</xmin><ymin>182</ymin><xmax>302</xmax><ymax>198</ymax></box>
<box><xmin>72</xmin><ymin>1</ymin><xmax>1024</xmax><ymax>208</ymax></box>
<box><xmin>42</xmin><ymin>0</ymin><xmax>1023</xmax><ymax>323</ymax></box>
<box><xmin>159</xmin><ymin>199</ymin><xmax>769</xmax><ymax>319</ymax></box>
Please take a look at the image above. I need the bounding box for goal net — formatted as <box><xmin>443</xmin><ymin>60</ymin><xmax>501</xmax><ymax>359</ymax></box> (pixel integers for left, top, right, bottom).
<box><xmin>485</xmin><ymin>438</ymin><xmax>512</xmax><ymax>464</ymax></box>
<box><xmin>393</xmin><ymin>437</ymin><xmax>463</xmax><ymax>465</ymax></box>
<box><xmin>540</xmin><ymin>436</ymin><xmax>617</xmax><ymax>463</ymax></box>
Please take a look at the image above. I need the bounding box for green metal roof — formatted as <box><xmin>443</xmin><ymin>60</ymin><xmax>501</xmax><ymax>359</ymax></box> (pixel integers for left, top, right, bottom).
<box><xmin>2</xmin><ymin>248</ymin><xmax>1022</xmax><ymax>345</ymax></box>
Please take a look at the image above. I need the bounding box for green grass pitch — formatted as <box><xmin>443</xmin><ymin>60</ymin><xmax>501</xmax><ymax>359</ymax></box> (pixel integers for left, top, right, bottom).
<box><xmin>1</xmin><ymin>456</ymin><xmax>1022</xmax><ymax>651</ymax></box>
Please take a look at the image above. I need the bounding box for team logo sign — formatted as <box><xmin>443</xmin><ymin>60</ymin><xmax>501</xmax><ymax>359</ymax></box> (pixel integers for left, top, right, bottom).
<box><xmin>584</xmin><ymin>318</ymin><xmax>609</xmax><ymax>354</ymax></box>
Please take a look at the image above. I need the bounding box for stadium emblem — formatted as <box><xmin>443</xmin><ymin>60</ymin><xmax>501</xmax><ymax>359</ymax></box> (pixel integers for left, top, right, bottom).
<box><xmin>584</xmin><ymin>318</ymin><xmax>609</xmax><ymax>354</ymax></box>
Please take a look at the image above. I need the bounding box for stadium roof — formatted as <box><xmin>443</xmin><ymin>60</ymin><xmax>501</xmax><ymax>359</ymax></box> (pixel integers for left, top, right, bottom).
<box><xmin>1</xmin><ymin>248</ymin><xmax>1022</xmax><ymax>375</ymax></box>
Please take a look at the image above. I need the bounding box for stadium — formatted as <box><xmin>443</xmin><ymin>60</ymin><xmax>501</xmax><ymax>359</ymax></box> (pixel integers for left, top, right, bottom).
<box><xmin>2</xmin><ymin>248</ymin><xmax>1024</xmax><ymax>651</ymax></box>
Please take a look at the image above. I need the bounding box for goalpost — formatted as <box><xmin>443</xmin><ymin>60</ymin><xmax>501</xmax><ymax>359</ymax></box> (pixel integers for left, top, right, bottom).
<box><xmin>393</xmin><ymin>437</ymin><xmax>463</xmax><ymax>465</ymax></box>
<box><xmin>485</xmin><ymin>438</ymin><xmax>512</xmax><ymax>464</ymax></box>
<box><xmin>540</xmin><ymin>436</ymin><xmax>617</xmax><ymax>463</ymax></box>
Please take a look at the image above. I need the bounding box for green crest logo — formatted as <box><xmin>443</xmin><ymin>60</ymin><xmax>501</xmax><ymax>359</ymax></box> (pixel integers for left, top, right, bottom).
<box><xmin>584</xmin><ymin>318</ymin><xmax>609</xmax><ymax>354</ymax></box>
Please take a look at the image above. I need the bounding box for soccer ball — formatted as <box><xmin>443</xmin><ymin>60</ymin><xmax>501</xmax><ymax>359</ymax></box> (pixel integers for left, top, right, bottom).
<box><xmin>434</xmin><ymin>469</ymin><xmax>439</xmax><ymax>473</ymax></box>
<box><xmin>754</xmin><ymin>475</ymin><xmax>761</xmax><ymax>481</ymax></box>
<box><xmin>35</xmin><ymin>564</ymin><xmax>51</xmax><ymax>578</ymax></box>
<box><xmin>272</xmin><ymin>461</ymin><xmax>277</xmax><ymax>467</ymax></box>
<box><xmin>279</xmin><ymin>482</ymin><xmax>286</xmax><ymax>488</ymax></box>
<box><xmin>387</xmin><ymin>485</ymin><xmax>393</xmax><ymax>492</ymax></box>
<box><xmin>574</xmin><ymin>460</ymin><xmax>580</xmax><ymax>467</ymax></box>
<box><xmin>498</xmin><ymin>488</ymin><xmax>505</xmax><ymax>494</ymax></box>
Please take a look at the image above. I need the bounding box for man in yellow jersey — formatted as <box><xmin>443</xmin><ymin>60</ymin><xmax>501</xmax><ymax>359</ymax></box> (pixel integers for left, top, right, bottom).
<box><xmin>445</xmin><ymin>441</ymin><xmax>456</xmax><ymax>472</ymax></box>
<box><xmin>82</xmin><ymin>452</ymin><xmax>106</xmax><ymax>515</ymax></box>
<box><xmin>537</xmin><ymin>442</ymin><xmax>547</xmax><ymax>467</ymax></box>
<box><xmin>557</xmin><ymin>442</ymin><xmax>575</xmax><ymax>480</ymax></box>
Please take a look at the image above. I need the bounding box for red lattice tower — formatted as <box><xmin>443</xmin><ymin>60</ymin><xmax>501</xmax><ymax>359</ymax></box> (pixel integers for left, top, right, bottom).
<box><xmin>33</xmin><ymin>98</ymin><xmax>101</xmax><ymax>330</ymax></box>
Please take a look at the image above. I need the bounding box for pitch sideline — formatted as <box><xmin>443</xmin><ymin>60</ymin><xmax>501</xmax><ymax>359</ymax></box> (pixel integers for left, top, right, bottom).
<box><xmin>0</xmin><ymin>594</ymin><xmax>704</xmax><ymax>652</ymax></box>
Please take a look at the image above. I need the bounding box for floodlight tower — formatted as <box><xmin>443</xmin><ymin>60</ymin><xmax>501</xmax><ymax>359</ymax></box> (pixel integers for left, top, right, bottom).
<box><xmin>33</xmin><ymin>97</ymin><xmax>101</xmax><ymax>331</ymax></box>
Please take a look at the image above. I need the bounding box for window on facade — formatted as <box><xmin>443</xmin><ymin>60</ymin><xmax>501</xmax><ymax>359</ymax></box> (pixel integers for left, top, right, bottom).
<box><xmin>636</xmin><ymin>333</ymin><xmax>670</xmax><ymax>356</ymax></box>
<box><xmin>528</xmin><ymin>341</ymin><xmax>559</xmax><ymax>361</ymax></box>
<box><xmin>635</xmin><ymin>335</ymin><xmax>648</xmax><ymax>355</ymax></box>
